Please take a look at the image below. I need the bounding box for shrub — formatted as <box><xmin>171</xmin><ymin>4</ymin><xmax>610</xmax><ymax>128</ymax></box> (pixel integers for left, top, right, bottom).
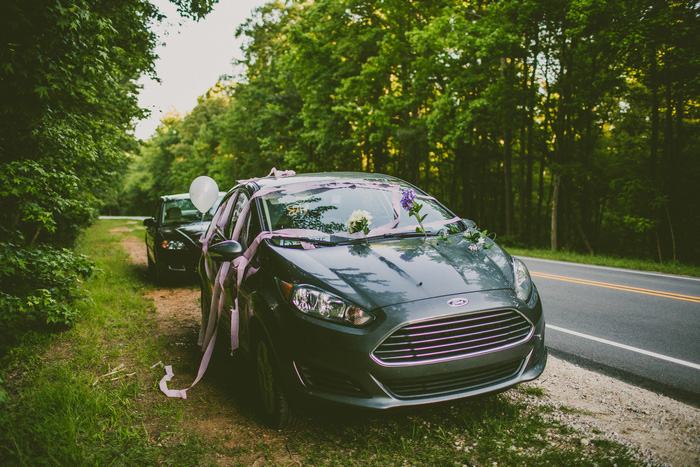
<box><xmin>0</xmin><ymin>240</ymin><xmax>94</xmax><ymax>339</ymax></box>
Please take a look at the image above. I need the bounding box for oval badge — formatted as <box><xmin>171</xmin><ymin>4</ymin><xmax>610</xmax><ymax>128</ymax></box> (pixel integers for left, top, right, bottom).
<box><xmin>447</xmin><ymin>298</ymin><xmax>469</xmax><ymax>308</ymax></box>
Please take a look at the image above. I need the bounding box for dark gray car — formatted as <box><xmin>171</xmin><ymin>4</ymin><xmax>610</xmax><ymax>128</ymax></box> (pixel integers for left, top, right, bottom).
<box><xmin>199</xmin><ymin>172</ymin><xmax>546</xmax><ymax>427</ymax></box>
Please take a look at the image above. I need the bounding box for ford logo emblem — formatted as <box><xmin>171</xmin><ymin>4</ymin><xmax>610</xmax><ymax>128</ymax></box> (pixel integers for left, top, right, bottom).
<box><xmin>447</xmin><ymin>298</ymin><xmax>469</xmax><ymax>307</ymax></box>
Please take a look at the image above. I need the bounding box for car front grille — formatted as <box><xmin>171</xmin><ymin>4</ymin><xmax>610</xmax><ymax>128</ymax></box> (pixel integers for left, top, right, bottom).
<box><xmin>381</xmin><ymin>358</ymin><xmax>524</xmax><ymax>399</ymax></box>
<box><xmin>373</xmin><ymin>309</ymin><xmax>533</xmax><ymax>364</ymax></box>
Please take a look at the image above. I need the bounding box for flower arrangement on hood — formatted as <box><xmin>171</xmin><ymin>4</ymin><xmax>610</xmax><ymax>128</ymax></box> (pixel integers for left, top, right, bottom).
<box><xmin>463</xmin><ymin>227</ymin><xmax>494</xmax><ymax>252</ymax></box>
<box><xmin>400</xmin><ymin>188</ymin><xmax>427</xmax><ymax>238</ymax></box>
<box><xmin>401</xmin><ymin>188</ymin><xmax>494</xmax><ymax>251</ymax></box>
<box><xmin>347</xmin><ymin>210</ymin><xmax>372</xmax><ymax>235</ymax></box>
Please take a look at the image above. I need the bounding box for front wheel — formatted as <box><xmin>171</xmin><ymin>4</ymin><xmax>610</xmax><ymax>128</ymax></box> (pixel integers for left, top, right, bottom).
<box><xmin>147</xmin><ymin>249</ymin><xmax>165</xmax><ymax>285</ymax></box>
<box><xmin>254</xmin><ymin>334</ymin><xmax>297</xmax><ymax>429</ymax></box>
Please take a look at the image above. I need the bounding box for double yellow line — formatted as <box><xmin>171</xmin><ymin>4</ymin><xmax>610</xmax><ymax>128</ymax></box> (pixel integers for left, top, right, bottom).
<box><xmin>530</xmin><ymin>271</ymin><xmax>700</xmax><ymax>303</ymax></box>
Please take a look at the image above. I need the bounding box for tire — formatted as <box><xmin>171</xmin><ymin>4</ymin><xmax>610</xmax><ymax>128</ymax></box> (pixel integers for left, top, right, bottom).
<box><xmin>254</xmin><ymin>333</ymin><xmax>297</xmax><ymax>429</ymax></box>
<box><xmin>147</xmin><ymin>250</ymin><xmax>164</xmax><ymax>285</ymax></box>
<box><xmin>147</xmin><ymin>249</ymin><xmax>157</xmax><ymax>280</ymax></box>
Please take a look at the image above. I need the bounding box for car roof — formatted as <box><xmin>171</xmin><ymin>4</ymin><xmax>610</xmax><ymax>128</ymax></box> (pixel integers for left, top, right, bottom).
<box><xmin>160</xmin><ymin>193</ymin><xmax>190</xmax><ymax>201</ymax></box>
<box><xmin>249</xmin><ymin>171</ymin><xmax>404</xmax><ymax>192</ymax></box>
<box><xmin>160</xmin><ymin>192</ymin><xmax>226</xmax><ymax>201</ymax></box>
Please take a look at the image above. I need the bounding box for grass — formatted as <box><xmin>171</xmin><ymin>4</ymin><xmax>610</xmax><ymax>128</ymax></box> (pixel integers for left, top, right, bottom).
<box><xmin>507</xmin><ymin>246</ymin><xmax>700</xmax><ymax>278</ymax></box>
<box><xmin>287</xmin><ymin>398</ymin><xmax>640</xmax><ymax>466</ymax></box>
<box><xmin>0</xmin><ymin>219</ymin><xmax>660</xmax><ymax>465</ymax></box>
<box><xmin>0</xmin><ymin>220</ymin><xmax>204</xmax><ymax>465</ymax></box>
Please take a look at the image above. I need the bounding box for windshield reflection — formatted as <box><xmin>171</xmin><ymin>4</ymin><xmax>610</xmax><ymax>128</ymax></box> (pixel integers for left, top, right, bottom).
<box><xmin>259</xmin><ymin>185</ymin><xmax>458</xmax><ymax>236</ymax></box>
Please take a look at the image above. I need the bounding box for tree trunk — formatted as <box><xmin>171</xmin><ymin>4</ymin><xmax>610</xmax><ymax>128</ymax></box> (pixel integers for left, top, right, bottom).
<box><xmin>577</xmin><ymin>222</ymin><xmax>594</xmax><ymax>254</ymax></box>
<box><xmin>551</xmin><ymin>173</ymin><xmax>561</xmax><ymax>251</ymax></box>
<box><xmin>649</xmin><ymin>47</ymin><xmax>659</xmax><ymax>186</ymax></box>
<box><xmin>503</xmin><ymin>126</ymin><xmax>514</xmax><ymax>236</ymax></box>
<box><xmin>501</xmin><ymin>57</ymin><xmax>514</xmax><ymax>236</ymax></box>
<box><xmin>518</xmin><ymin>125</ymin><xmax>526</xmax><ymax>238</ymax></box>
<box><xmin>665</xmin><ymin>204</ymin><xmax>676</xmax><ymax>262</ymax></box>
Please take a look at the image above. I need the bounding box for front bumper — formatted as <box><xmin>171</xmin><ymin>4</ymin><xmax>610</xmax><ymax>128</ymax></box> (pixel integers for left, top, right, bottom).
<box><xmin>275</xmin><ymin>288</ymin><xmax>546</xmax><ymax>409</ymax></box>
<box><xmin>156</xmin><ymin>246</ymin><xmax>200</xmax><ymax>275</ymax></box>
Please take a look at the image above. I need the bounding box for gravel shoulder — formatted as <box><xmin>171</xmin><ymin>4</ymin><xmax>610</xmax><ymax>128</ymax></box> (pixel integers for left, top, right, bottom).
<box><xmin>519</xmin><ymin>357</ymin><xmax>700</xmax><ymax>466</ymax></box>
<box><xmin>118</xmin><ymin>226</ymin><xmax>700</xmax><ymax>466</ymax></box>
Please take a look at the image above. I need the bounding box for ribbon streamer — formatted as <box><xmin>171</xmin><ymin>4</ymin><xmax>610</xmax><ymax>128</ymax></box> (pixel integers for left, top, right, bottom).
<box><xmin>158</xmin><ymin>173</ymin><xmax>463</xmax><ymax>399</ymax></box>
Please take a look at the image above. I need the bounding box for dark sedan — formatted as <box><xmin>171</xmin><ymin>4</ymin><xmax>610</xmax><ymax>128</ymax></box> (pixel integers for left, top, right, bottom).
<box><xmin>199</xmin><ymin>172</ymin><xmax>546</xmax><ymax>427</ymax></box>
<box><xmin>144</xmin><ymin>193</ymin><xmax>223</xmax><ymax>282</ymax></box>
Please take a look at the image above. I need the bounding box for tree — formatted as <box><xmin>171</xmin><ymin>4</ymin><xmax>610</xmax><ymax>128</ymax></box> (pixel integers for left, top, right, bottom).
<box><xmin>0</xmin><ymin>0</ymin><xmax>218</xmax><ymax>338</ymax></box>
<box><xmin>135</xmin><ymin>0</ymin><xmax>699</xmax><ymax>265</ymax></box>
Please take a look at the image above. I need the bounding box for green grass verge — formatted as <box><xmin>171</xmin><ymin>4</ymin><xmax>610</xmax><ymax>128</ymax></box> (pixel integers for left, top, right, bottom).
<box><xmin>508</xmin><ymin>247</ymin><xmax>700</xmax><ymax>277</ymax></box>
<box><xmin>0</xmin><ymin>220</ymin><xmax>207</xmax><ymax>465</ymax></box>
<box><xmin>0</xmin><ymin>219</ymin><xmax>652</xmax><ymax>465</ymax></box>
<box><xmin>287</xmin><ymin>394</ymin><xmax>641</xmax><ymax>466</ymax></box>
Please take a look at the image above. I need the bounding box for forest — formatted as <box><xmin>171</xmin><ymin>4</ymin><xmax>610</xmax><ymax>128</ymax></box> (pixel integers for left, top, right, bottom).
<box><xmin>0</xmin><ymin>0</ymin><xmax>218</xmax><ymax>338</ymax></box>
<box><xmin>1</xmin><ymin>0</ymin><xmax>699</xmax><ymax>337</ymax></box>
<box><xmin>121</xmin><ymin>0</ymin><xmax>700</xmax><ymax>266</ymax></box>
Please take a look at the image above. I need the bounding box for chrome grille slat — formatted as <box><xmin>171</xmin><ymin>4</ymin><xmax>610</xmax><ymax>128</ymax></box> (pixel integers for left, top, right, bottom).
<box><xmin>378</xmin><ymin>337</ymin><xmax>527</xmax><ymax>362</ymax></box>
<box><xmin>378</xmin><ymin>331</ymin><xmax>530</xmax><ymax>359</ymax></box>
<box><xmin>373</xmin><ymin>309</ymin><xmax>533</xmax><ymax>364</ymax></box>
<box><xmin>403</xmin><ymin>310</ymin><xmax>514</xmax><ymax>332</ymax></box>
<box><xmin>378</xmin><ymin>329</ymin><xmax>529</xmax><ymax>354</ymax></box>
<box><xmin>393</xmin><ymin>315</ymin><xmax>524</xmax><ymax>340</ymax></box>
<box><xmin>381</xmin><ymin>321</ymin><xmax>530</xmax><ymax>348</ymax></box>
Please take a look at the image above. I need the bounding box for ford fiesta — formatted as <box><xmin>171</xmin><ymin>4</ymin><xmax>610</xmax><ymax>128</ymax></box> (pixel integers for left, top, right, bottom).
<box><xmin>198</xmin><ymin>171</ymin><xmax>546</xmax><ymax>427</ymax></box>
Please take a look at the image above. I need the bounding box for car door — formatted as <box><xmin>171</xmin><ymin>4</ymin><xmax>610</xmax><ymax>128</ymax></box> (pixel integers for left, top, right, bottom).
<box><xmin>207</xmin><ymin>189</ymin><xmax>250</xmax><ymax>350</ymax></box>
<box><xmin>202</xmin><ymin>190</ymin><xmax>246</xmax><ymax>282</ymax></box>
<box><xmin>230</xmin><ymin>196</ymin><xmax>265</xmax><ymax>353</ymax></box>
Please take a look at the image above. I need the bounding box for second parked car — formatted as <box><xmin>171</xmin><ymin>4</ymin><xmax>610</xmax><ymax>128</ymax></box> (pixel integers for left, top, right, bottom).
<box><xmin>144</xmin><ymin>193</ymin><xmax>223</xmax><ymax>282</ymax></box>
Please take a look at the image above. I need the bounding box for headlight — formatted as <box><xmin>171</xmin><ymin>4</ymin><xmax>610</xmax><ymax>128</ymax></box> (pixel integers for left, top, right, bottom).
<box><xmin>513</xmin><ymin>257</ymin><xmax>533</xmax><ymax>302</ymax></box>
<box><xmin>278</xmin><ymin>281</ymin><xmax>374</xmax><ymax>327</ymax></box>
<box><xmin>162</xmin><ymin>240</ymin><xmax>186</xmax><ymax>250</ymax></box>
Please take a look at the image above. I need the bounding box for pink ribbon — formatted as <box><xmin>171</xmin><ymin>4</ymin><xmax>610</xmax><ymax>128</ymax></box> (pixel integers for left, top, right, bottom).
<box><xmin>158</xmin><ymin>173</ymin><xmax>463</xmax><ymax>399</ymax></box>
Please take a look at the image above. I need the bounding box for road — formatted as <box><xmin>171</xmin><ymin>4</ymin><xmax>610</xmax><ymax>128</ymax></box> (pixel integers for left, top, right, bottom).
<box><xmin>519</xmin><ymin>257</ymin><xmax>700</xmax><ymax>407</ymax></box>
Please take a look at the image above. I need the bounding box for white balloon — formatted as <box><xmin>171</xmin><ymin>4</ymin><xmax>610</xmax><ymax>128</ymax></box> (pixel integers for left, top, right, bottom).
<box><xmin>189</xmin><ymin>176</ymin><xmax>219</xmax><ymax>213</ymax></box>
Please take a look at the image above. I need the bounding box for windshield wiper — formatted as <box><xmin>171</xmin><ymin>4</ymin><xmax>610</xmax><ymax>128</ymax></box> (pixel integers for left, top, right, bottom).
<box><xmin>294</xmin><ymin>237</ymin><xmax>339</xmax><ymax>247</ymax></box>
<box><xmin>336</xmin><ymin>238</ymin><xmax>370</xmax><ymax>246</ymax></box>
<box><xmin>381</xmin><ymin>231</ymin><xmax>436</xmax><ymax>239</ymax></box>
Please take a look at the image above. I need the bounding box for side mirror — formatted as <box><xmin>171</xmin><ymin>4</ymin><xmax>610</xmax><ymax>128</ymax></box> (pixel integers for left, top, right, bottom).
<box><xmin>208</xmin><ymin>240</ymin><xmax>243</xmax><ymax>261</ymax></box>
<box><xmin>143</xmin><ymin>218</ymin><xmax>157</xmax><ymax>228</ymax></box>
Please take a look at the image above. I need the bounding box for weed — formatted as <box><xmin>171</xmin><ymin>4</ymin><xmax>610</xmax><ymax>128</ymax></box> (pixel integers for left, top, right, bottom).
<box><xmin>521</xmin><ymin>385</ymin><xmax>547</xmax><ymax>398</ymax></box>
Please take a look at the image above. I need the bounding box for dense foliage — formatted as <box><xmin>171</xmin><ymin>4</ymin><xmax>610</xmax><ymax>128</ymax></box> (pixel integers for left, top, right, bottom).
<box><xmin>124</xmin><ymin>0</ymin><xmax>700</xmax><ymax>265</ymax></box>
<box><xmin>0</xmin><ymin>0</ymin><xmax>217</xmax><ymax>342</ymax></box>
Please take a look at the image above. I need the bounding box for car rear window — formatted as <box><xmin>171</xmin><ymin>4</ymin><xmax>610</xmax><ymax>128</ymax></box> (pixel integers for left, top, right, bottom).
<box><xmin>162</xmin><ymin>198</ymin><xmax>218</xmax><ymax>225</ymax></box>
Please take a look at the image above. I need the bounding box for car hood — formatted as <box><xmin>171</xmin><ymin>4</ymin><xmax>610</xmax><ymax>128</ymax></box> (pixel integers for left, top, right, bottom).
<box><xmin>165</xmin><ymin>222</ymin><xmax>209</xmax><ymax>247</ymax></box>
<box><xmin>270</xmin><ymin>236</ymin><xmax>516</xmax><ymax>309</ymax></box>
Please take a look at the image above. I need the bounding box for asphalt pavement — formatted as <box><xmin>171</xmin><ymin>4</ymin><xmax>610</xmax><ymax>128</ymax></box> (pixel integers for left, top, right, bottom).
<box><xmin>519</xmin><ymin>256</ymin><xmax>700</xmax><ymax>407</ymax></box>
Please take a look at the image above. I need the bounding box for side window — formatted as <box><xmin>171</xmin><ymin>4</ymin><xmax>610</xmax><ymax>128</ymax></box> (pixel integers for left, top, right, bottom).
<box><xmin>153</xmin><ymin>201</ymin><xmax>162</xmax><ymax>223</ymax></box>
<box><xmin>225</xmin><ymin>192</ymin><xmax>250</xmax><ymax>239</ymax></box>
<box><xmin>241</xmin><ymin>202</ymin><xmax>262</xmax><ymax>249</ymax></box>
<box><xmin>206</xmin><ymin>190</ymin><xmax>237</xmax><ymax>244</ymax></box>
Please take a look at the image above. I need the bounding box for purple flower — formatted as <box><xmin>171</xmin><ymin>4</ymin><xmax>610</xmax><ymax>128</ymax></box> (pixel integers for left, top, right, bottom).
<box><xmin>400</xmin><ymin>188</ymin><xmax>417</xmax><ymax>211</ymax></box>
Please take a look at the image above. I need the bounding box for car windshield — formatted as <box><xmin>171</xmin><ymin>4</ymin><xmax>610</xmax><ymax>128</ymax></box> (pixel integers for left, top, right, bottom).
<box><xmin>258</xmin><ymin>182</ymin><xmax>463</xmax><ymax>238</ymax></box>
<box><xmin>162</xmin><ymin>197</ymin><xmax>220</xmax><ymax>225</ymax></box>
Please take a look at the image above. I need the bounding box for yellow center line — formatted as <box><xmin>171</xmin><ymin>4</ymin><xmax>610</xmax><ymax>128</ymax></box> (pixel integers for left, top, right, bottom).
<box><xmin>530</xmin><ymin>271</ymin><xmax>700</xmax><ymax>303</ymax></box>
